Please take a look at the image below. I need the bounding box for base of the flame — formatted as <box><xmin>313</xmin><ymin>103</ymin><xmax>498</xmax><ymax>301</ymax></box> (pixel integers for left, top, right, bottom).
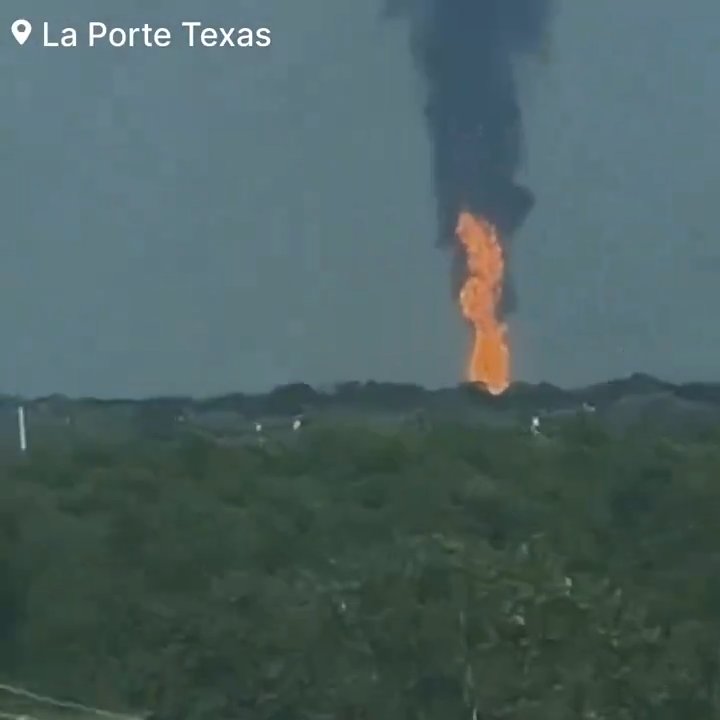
<box><xmin>466</xmin><ymin>381</ymin><xmax>506</xmax><ymax>396</ymax></box>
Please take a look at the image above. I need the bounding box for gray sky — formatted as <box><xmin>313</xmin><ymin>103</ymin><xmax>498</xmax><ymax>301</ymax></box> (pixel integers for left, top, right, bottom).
<box><xmin>1</xmin><ymin>1</ymin><xmax>719</xmax><ymax>396</ymax></box>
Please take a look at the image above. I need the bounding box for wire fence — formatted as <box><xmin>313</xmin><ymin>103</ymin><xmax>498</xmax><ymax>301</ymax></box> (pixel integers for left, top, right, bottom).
<box><xmin>0</xmin><ymin>683</ymin><xmax>145</xmax><ymax>720</ymax></box>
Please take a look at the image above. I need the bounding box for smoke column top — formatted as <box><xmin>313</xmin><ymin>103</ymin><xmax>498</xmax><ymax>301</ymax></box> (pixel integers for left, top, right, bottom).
<box><xmin>388</xmin><ymin>0</ymin><xmax>553</xmax><ymax>243</ymax></box>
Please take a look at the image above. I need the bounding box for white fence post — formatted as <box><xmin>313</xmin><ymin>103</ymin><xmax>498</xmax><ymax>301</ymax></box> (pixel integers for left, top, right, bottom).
<box><xmin>17</xmin><ymin>406</ymin><xmax>27</xmax><ymax>453</ymax></box>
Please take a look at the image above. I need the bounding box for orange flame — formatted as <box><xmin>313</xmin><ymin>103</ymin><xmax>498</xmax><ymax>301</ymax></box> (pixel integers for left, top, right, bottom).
<box><xmin>456</xmin><ymin>211</ymin><xmax>510</xmax><ymax>394</ymax></box>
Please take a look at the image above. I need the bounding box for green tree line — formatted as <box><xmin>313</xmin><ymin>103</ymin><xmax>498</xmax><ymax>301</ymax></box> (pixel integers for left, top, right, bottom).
<box><xmin>2</xmin><ymin>417</ymin><xmax>720</xmax><ymax>718</ymax></box>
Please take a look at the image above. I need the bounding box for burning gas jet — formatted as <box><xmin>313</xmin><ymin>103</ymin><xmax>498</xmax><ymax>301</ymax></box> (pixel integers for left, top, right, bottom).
<box><xmin>388</xmin><ymin>0</ymin><xmax>553</xmax><ymax>393</ymax></box>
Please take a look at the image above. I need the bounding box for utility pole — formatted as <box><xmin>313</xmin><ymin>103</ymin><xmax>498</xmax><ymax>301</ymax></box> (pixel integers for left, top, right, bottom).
<box><xmin>18</xmin><ymin>405</ymin><xmax>27</xmax><ymax>453</ymax></box>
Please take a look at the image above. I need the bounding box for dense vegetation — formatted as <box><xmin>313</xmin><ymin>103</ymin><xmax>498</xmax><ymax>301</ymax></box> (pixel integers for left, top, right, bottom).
<box><xmin>2</xmin><ymin>416</ymin><xmax>720</xmax><ymax>719</ymax></box>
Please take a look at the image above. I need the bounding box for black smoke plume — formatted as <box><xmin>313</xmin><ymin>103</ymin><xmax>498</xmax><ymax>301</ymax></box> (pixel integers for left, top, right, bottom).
<box><xmin>387</xmin><ymin>0</ymin><xmax>552</xmax><ymax>310</ymax></box>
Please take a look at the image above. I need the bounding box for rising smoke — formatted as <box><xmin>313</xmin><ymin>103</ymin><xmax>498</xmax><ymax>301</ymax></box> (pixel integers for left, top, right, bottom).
<box><xmin>387</xmin><ymin>0</ymin><xmax>553</xmax><ymax>311</ymax></box>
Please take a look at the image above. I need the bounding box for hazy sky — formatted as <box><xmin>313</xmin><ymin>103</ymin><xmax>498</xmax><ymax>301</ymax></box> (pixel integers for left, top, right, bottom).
<box><xmin>1</xmin><ymin>1</ymin><xmax>719</xmax><ymax>396</ymax></box>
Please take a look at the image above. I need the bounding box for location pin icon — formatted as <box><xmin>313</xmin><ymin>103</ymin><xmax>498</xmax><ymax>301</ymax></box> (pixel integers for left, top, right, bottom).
<box><xmin>11</xmin><ymin>19</ymin><xmax>32</xmax><ymax>45</ymax></box>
